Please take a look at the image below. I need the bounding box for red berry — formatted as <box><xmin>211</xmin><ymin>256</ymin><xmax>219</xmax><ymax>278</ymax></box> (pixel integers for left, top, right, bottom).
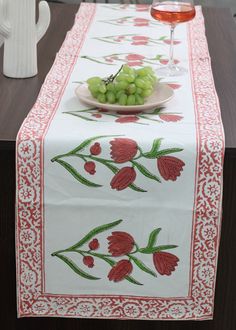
<box><xmin>83</xmin><ymin>256</ymin><xmax>94</xmax><ymax>268</ymax></box>
<box><xmin>84</xmin><ymin>161</ymin><xmax>96</xmax><ymax>175</ymax></box>
<box><xmin>89</xmin><ymin>238</ymin><xmax>99</xmax><ymax>250</ymax></box>
<box><xmin>90</xmin><ymin>143</ymin><xmax>101</xmax><ymax>156</ymax></box>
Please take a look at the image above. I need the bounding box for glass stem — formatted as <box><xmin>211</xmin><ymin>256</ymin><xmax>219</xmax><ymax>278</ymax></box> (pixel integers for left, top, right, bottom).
<box><xmin>168</xmin><ymin>24</ymin><xmax>176</xmax><ymax>71</ymax></box>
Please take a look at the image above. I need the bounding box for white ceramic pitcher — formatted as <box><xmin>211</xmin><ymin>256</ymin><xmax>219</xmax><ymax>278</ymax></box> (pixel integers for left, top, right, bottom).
<box><xmin>0</xmin><ymin>0</ymin><xmax>50</xmax><ymax>78</ymax></box>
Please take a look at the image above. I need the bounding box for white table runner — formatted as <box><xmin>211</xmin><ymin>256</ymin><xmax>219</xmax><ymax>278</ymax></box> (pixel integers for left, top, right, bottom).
<box><xmin>16</xmin><ymin>3</ymin><xmax>224</xmax><ymax>320</ymax></box>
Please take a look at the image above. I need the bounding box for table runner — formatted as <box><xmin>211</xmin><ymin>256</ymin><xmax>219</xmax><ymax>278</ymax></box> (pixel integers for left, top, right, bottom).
<box><xmin>16</xmin><ymin>3</ymin><xmax>224</xmax><ymax>320</ymax></box>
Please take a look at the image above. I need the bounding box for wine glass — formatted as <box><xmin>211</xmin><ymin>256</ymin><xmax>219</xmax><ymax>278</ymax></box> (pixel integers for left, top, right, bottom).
<box><xmin>150</xmin><ymin>1</ymin><xmax>196</xmax><ymax>76</ymax></box>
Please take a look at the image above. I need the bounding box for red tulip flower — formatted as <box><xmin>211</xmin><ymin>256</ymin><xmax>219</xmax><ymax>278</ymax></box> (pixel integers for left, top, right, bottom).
<box><xmin>157</xmin><ymin>156</ymin><xmax>185</xmax><ymax>181</ymax></box>
<box><xmin>136</xmin><ymin>4</ymin><xmax>150</xmax><ymax>12</ymax></box>
<box><xmin>108</xmin><ymin>260</ymin><xmax>133</xmax><ymax>282</ymax></box>
<box><xmin>107</xmin><ymin>231</ymin><xmax>135</xmax><ymax>256</ymax></box>
<box><xmin>127</xmin><ymin>61</ymin><xmax>144</xmax><ymax>67</ymax></box>
<box><xmin>110</xmin><ymin>138</ymin><xmax>138</xmax><ymax>163</ymax></box>
<box><xmin>126</xmin><ymin>54</ymin><xmax>145</xmax><ymax>61</ymax></box>
<box><xmin>90</xmin><ymin>142</ymin><xmax>101</xmax><ymax>155</ymax></box>
<box><xmin>132</xmin><ymin>36</ymin><xmax>149</xmax><ymax>41</ymax></box>
<box><xmin>92</xmin><ymin>113</ymin><xmax>102</xmax><ymax>118</ymax></box>
<box><xmin>131</xmin><ymin>36</ymin><xmax>149</xmax><ymax>46</ymax></box>
<box><xmin>153</xmin><ymin>252</ymin><xmax>179</xmax><ymax>275</ymax></box>
<box><xmin>83</xmin><ymin>256</ymin><xmax>94</xmax><ymax>268</ymax></box>
<box><xmin>133</xmin><ymin>18</ymin><xmax>149</xmax><ymax>26</ymax></box>
<box><xmin>84</xmin><ymin>161</ymin><xmax>96</xmax><ymax>175</ymax></box>
<box><xmin>110</xmin><ymin>167</ymin><xmax>136</xmax><ymax>191</ymax></box>
<box><xmin>159</xmin><ymin>114</ymin><xmax>183</xmax><ymax>122</ymax></box>
<box><xmin>115</xmin><ymin>116</ymin><xmax>139</xmax><ymax>124</ymax></box>
<box><xmin>89</xmin><ymin>238</ymin><xmax>99</xmax><ymax>250</ymax></box>
<box><xmin>167</xmin><ymin>83</ymin><xmax>181</xmax><ymax>90</ymax></box>
<box><xmin>160</xmin><ymin>59</ymin><xmax>179</xmax><ymax>65</ymax></box>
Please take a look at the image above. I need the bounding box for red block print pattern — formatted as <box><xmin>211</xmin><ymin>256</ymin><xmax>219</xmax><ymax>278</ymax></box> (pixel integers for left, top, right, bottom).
<box><xmin>64</xmin><ymin>107</ymin><xmax>183</xmax><ymax>125</ymax></box>
<box><xmin>153</xmin><ymin>252</ymin><xmax>179</xmax><ymax>275</ymax></box>
<box><xmin>98</xmin><ymin>16</ymin><xmax>160</xmax><ymax>27</ymax></box>
<box><xmin>101</xmin><ymin>4</ymin><xmax>150</xmax><ymax>12</ymax></box>
<box><xmin>110</xmin><ymin>138</ymin><xmax>138</xmax><ymax>163</ymax></box>
<box><xmin>157</xmin><ymin>156</ymin><xmax>185</xmax><ymax>181</ymax></box>
<box><xmin>51</xmin><ymin>135</ymin><xmax>185</xmax><ymax>192</ymax></box>
<box><xmin>52</xmin><ymin>219</ymin><xmax>179</xmax><ymax>284</ymax></box>
<box><xmin>81</xmin><ymin>53</ymin><xmax>180</xmax><ymax>67</ymax></box>
<box><xmin>93</xmin><ymin>34</ymin><xmax>180</xmax><ymax>47</ymax></box>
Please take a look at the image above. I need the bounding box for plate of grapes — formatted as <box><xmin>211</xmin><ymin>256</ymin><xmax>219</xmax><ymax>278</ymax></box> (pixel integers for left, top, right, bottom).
<box><xmin>75</xmin><ymin>65</ymin><xmax>174</xmax><ymax>113</ymax></box>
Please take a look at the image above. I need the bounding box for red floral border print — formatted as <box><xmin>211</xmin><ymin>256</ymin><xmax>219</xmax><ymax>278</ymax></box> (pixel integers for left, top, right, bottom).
<box><xmin>16</xmin><ymin>5</ymin><xmax>224</xmax><ymax>320</ymax></box>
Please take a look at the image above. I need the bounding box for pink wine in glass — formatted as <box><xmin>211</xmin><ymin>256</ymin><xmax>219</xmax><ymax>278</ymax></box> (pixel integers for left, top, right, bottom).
<box><xmin>151</xmin><ymin>1</ymin><xmax>196</xmax><ymax>25</ymax></box>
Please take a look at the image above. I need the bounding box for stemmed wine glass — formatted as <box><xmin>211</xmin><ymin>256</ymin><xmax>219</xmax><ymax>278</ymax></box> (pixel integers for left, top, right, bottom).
<box><xmin>150</xmin><ymin>1</ymin><xmax>196</xmax><ymax>76</ymax></box>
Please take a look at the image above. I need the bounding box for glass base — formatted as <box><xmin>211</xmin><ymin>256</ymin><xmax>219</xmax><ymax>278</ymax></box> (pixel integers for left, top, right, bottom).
<box><xmin>156</xmin><ymin>65</ymin><xmax>187</xmax><ymax>77</ymax></box>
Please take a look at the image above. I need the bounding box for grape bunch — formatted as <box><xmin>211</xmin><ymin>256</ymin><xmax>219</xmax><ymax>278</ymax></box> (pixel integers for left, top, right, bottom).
<box><xmin>86</xmin><ymin>65</ymin><xmax>157</xmax><ymax>106</ymax></box>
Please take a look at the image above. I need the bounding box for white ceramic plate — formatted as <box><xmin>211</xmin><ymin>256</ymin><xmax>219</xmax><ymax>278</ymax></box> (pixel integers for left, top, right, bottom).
<box><xmin>75</xmin><ymin>83</ymin><xmax>174</xmax><ymax>113</ymax></box>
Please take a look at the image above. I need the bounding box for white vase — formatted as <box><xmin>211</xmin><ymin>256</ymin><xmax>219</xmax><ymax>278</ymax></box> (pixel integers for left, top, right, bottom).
<box><xmin>0</xmin><ymin>0</ymin><xmax>50</xmax><ymax>78</ymax></box>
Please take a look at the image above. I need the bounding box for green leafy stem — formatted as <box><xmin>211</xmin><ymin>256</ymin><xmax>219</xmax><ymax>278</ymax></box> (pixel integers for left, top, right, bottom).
<box><xmin>51</xmin><ymin>135</ymin><xmax>183</xmax><ymax>192</ymax></box>
<box><xmin>51</xmin><ymin>219</ymin><xmax>178</xmax><ymax>285</ymax></box>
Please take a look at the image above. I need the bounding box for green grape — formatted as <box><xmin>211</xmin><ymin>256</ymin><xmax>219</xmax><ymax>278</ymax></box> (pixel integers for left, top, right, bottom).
<box><xmin>116</xmin><ymin>73</ymin><xmax>128</xmax><ymax>82</ymax></box>
<box><xmin>142</xmin><ymin>81</ymin><xmax>153</xmax><ymax>90</ymax></box>
<box><xmin>106</xmin><ymin>82</ymin><xmax>115</xmax><ymax>92</ymax></box>
<box><xmin>106</xmin><ymin>91</ymin><xmax>116</xmax><ymax>104</ymax></box>
<box><xmin>98</xmin><ymin>93</ymin><xmax>107</xmax><ymax>103</ymax></box>
<box><xmin>136</xmin><ymin>68</ymin><xmax>149</xmax><ymax>77</ymax></box>
<box><xmin>123</xmin><ymin>65</ymin><xmax>135</xmax><ymax>75</ymax></box>
<box><xmin>146</xmin><ymin>74</ymin><xmax>156</xmax><ymax>85</ymax></box>
<box><xmin>118</xmin><ymin>93</ymin><xmax>128</xmax><ymax>106</ymax></box>
<box><xmin>126</xmin><ymin>74</ymin><xmax>136</xmax><ymax>83</ymax></box>
<box><xmin>98</xmin><ymin>83</ymin><xmax>107</xmax><ymax>94</ymax></box>
<box><xmin>145</xmin><ymin>66</ymin><xmax>154</xmax><ymax>74</ymax></box>
<box><xmin>136</xmin><ymin>87</ymin><xmax>143</xmax><ymax>95</ymax></box>
<box><xmin>88</xmin><ymin>84</ymin><xmax>99</xmax><ymax>94</ymax></box>
<box><xmin>126</xmin><ymin>83</ymin><xmax>136</xmax><ymax>95</ymax></box>
<box><xmin>87</xmin><ymin>76</ymin><xmax>102</xmax><ymax>85</ymax></box>
<box><xmin>116</xmin><ymin>81</ymin><xmax>129</xmax><ymax>91</ymax></box>
<box><xmin>135</xmin><ymin>94</ymin><xmax>144</xmax><ymax>105</ymax></box>
<box><xmin>135</xmin><ymin>78</ymin><xmax>147</xmax><ymax>89</ymax></box>
<box><xmin>116</xmin><ymin>90</ymin><xmax>125</xmax><ymax>100</ymax></box>
<box><xmin>127</xmin><ymin>95</ymin><xmax>136</xmax><ymax>106</ymax></box>
<box><xmin>141</xmin><ymin>89</ymin><xmax>153</xmax><ymax>97</ymax></box>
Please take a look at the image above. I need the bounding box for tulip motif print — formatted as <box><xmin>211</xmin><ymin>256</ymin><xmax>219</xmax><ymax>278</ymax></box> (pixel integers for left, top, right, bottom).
<box><xmin>51</xmin><ymin>135</ymin><xmax>185</xmax><ymax>192</ymax></box>
<box><xmin>81</xmin><ymin>53</ymin><xmax>178</xmax><ymax>67</ymax></box>
<box><xmin>93</xmin><ymin>35</ymin><xmax>170</xmax><ymax>46</ymax></box>
<box><xmin>102</xmin><ymin>4</ymin><xmax>150</xmax><ymax>12</ymax></box>
<box><xmin>64</xmin><ymin>107</ymin><xmax>183</xmax><ymax>125</ymax></box>
<box><xmin>98</xmin><ymin>16</ymin><xmax>160</xmax><ymax>27</ymax></box>
<box><xmin>51</xmin><ymin>219</ymin><xmax>179</xmax><ymax>285</ymax></box>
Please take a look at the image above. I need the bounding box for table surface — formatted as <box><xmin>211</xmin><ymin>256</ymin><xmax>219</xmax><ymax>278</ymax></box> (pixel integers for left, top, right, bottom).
<box><xmin>0</xmin><ymin>3</ymin><xmax>236</xmax><ymax>155</ymax></box>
